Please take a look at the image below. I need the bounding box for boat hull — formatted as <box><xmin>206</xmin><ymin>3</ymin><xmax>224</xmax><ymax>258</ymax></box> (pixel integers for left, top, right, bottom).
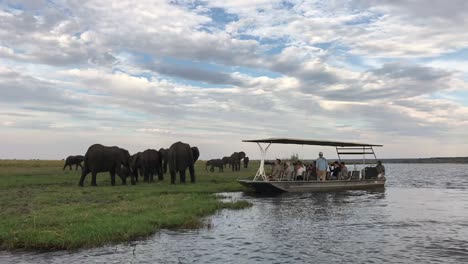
<box><xmin>238</xmin><ymin>179</ymin><xmax>386</xmax><ymax>194</ymax></box>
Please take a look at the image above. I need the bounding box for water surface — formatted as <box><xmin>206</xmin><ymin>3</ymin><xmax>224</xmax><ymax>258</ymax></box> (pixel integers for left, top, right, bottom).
<box><xmin>2</xmin><ymin>164</ymin><xmax>468</xmax><ymax>263</ymax></box>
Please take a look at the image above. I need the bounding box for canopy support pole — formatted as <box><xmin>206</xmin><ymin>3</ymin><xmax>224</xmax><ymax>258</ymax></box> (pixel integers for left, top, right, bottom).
<box><xmin>253</xmin><ymin>142</ymin><xmax>272</xmax><ymax>181</ymax></box>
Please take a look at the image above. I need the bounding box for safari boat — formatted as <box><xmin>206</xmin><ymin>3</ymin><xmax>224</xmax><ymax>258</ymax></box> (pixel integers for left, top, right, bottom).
<box><xmin>238</xmin><ymin>138</ymin><xmax>386</xmax><ymax>194</ymax></box>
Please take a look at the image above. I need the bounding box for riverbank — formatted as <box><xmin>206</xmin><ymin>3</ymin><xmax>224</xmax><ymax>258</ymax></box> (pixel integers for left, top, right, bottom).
<box><xmin>0</xmin><ymin>160</ymin><xmax>252</xmax><ymax>250</ymax></box>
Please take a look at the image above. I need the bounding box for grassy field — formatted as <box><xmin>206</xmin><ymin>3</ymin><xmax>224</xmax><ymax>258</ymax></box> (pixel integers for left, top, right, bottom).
<box><xmin>0</xmin><ymin>160</ymin><xmax>255</xmax><ymax>250</ymax></box>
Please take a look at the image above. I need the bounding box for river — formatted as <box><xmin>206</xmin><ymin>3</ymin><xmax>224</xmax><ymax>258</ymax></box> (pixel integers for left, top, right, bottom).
<box><xmin>2</xmin><ymin>164</ymin><xmax>468</xmax><ymax>263</ymax></box>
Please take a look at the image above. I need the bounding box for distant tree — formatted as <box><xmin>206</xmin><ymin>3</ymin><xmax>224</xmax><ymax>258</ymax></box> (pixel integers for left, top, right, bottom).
<box><xmin>290</xmin><ymin>153</ymin><xmax>299</xmax><ymax>162</ymax></box>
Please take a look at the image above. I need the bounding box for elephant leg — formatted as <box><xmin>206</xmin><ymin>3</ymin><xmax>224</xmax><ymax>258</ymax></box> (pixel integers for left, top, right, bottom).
<box><xmin>134</xmin><ymin>169</ymin><xmax>138</xmax><ymax>182</ymax></box>
<box><xmin>69</xmin><ymin>164</ymin><xmax>72</xmax><ymax>171</ymax></box>
<box><xmin>142</xmin><ymin>168</ymin><xmax>147</xmax><ymax>182</ymax></box>
<box><xmin>130</xmin><ymin>172</ymin><xmax>136</xmax><ymax>185</ymax></box>
<box><xmin>75</xmin><ymin>164</ymin><xmax>78</xmax><ymax>170</ymax></box>
<box><xmin>63</xmin><ymin>163</ymin><xmax>67</xmax><ymax>170</ymax></box>
<box><xmin>189</xmin><ymin>165</ymin><xmax>195</xmax><ymax>183</ymax></box>
<box><xmin>145</xmin><ymin>170</ymin><xmax>150</xmax><ymax>183</ymax></box>
<box><xmin>120</xmin><ymin>174</ymin><xmax>127</xmax><ymax>185</ymax></box>
<box><xmin>110</xmin><ymin>171</ymin><xmax>116</xmax><ymax>186</ymax></box>
<box><xmin>150</xmin><ymin>171</ymin><xmax>154</xmax><ymax>182</ymax></box>
<box><xmin>157</xmin><ymin>167</ymin><xmax>163</xmax><ymax>181</ymax></box>
<box><xmin>180</xmin><ymin>169</ymin><xmax>186</xmax><ymax>183</ymax></box>
<box><xmin>91</xmin><ymin>171</ymin><xmax>98</xmax><ymax>186</ymax></box>
<box><xmin>79</xmin><ymin>167</ymin><xmax>89</xmax><ymax>186</ymax></box>
<box><xmin>170</xmin><ymin>170</ymin><xmax>176</xmax><ymax>184</ymax></box>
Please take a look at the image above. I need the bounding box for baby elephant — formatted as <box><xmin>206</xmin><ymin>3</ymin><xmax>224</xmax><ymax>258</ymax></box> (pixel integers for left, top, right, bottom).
<box><xmin>206</xmin><ymin>159</ymin><xmax>224</xmax><ymax>172</ymax></box>
<box><xmin>63</xmin><ymin>155</ymin><xmax>84</xmax><ymax>170</ymax></box>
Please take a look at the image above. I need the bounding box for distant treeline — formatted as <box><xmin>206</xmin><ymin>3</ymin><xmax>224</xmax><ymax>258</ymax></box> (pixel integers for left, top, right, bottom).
<box><xmin>256</xmin><ymin>157</ymin><xmax>468</xmax><ymax>164</ymax></box>
<box><xmin>371</xmin><ymin>157</ymin><xmax>468</xmax><ymax>164</ymax></box>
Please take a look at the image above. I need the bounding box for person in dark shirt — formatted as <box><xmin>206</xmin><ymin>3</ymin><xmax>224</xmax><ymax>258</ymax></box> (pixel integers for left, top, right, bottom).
<box><xmin>330</xmin><ymin>161</ymin><xmax>341</xmax><ymax>180</ymax></box>
<box><xmin>308</xmin><ymin>161</ymin><xmax>318</xmax><ymax>180</ymax></box>
<box><xmin>376</xmin><ymin>160</ymin><xmax>385</xmax><ymax>179</ymax></box>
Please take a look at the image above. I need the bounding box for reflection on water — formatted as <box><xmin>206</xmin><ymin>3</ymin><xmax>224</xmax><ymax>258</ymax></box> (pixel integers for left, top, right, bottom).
<box><xmin>2</xmin><ymin>164</ymin><xmax>468</xmax><ymax>263</ymax></box>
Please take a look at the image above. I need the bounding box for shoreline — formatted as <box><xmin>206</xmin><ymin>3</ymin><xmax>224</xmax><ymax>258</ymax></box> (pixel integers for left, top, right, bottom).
<box><xmin>0</xmin><ymin>160</ymin><xmax>252</xmax><ymax>251</ymax></box>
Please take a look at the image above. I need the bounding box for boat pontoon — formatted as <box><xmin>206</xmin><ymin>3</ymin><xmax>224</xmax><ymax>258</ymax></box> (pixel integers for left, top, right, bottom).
<box><xmin>238</xmin><ymin>138</ymin><xmax>386</xmax><ymax>194</ymax></box>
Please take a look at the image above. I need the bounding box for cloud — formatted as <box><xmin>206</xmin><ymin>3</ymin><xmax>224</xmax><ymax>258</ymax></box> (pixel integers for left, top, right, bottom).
<box><xmin>145</xmin><ymin>62</ymin><xmax>245</xmax><ymax>86</ymax></box>
<box><xmin>0</xmin><ymin>1</ymin><xmax>468</xmax><ymax>159</ymax></box>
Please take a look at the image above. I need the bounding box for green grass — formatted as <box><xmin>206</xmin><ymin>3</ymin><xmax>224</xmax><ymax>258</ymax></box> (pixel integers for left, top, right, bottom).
<box><xmin>0</xmin><ymin>160</ymin><xmax>256</xmax><ymax>250</ymax></box>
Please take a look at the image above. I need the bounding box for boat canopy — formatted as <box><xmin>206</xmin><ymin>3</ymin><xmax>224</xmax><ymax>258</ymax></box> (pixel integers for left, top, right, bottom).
<box><xmin>243</xmin><ymin>138</ymin><xmax>382</xmax><ymax>147</ymax></box>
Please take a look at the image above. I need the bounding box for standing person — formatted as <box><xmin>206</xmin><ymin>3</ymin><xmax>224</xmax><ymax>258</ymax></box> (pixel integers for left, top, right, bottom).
<box><xmin>376</xmin><ymin>160</ymin><xmax>385</xmax><ymax>179</ymax></box>
<box><xmin>316</xmin><ymin>152</ymin><xmax>328</xmax><ymax>181</ymax></box>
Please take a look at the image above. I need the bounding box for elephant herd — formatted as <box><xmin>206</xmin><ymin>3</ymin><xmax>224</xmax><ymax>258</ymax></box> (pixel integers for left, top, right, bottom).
<box><xmin>66</xmin><ymin>141</ymin><xmax>199</xmax><ymax>187</ymax></box>
<box><xmin>205</xmin><ymin>151</ymin><xmax>249</xmax><ymax>172</ymax></box>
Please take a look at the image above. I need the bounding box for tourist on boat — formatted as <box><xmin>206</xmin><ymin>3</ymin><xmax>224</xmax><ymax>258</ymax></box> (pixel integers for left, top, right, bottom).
<box><xmin>283</xmin><ymin>161</ymin><xmax>294</xmax><ymax>181</ymax></box>
<box><xmin>340</xmin><ymin>161</ymin><xmax>348</xmax><ymax>180</ymax></box>
<box><xmin>270</xmin><ymin>159</ymin><xmax>282</xmax><ymax>180</ymax></box>
<box><xmin>316</xmin><ymin>152</ymin><xmax>328</xmax><ymax>181</ymax></box>
<box><xmin>376</xmin><ymin>160</ymin><xmax>385</xmax><ymax>178</ymax></box>
<box><xmin>307</xmin><ymin>161</ymin><xmax>317</xmax><ymax>180</ymax></box>
<box><xmin>295</xmin><ymin>161</ymin><xmax>305</xmax><ymax>180</ymax></box>
<box><xmin>330</xmin><ymin>161</ymin><xmax>341</xmax><ymax>180</ymax></box>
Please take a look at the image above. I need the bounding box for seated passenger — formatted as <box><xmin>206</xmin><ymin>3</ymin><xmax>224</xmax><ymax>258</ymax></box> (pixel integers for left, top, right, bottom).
<box><xmin>330</xmin><ymin>161</ymin><xmax>341</xmax><ymax>180</ymax></box>
<box><xmin>283</xmin><ymin>161</ymin><xmax>294</xmax><ymax>181</ymax></box>
<box><xmin>295</xmin><ymin>161</ymin><xmax>305</xmax><ymax>180</ymax></box>
<box><xmin>309</xmin><ymin>161</ymin><xmax>318</xmax><ymax>180</ymax></box>
<box><xmin>270</xmin><ymin>159</ymin><xmax>282</xmax><ymax>180</ymax></box>
<box><xmin>340</xmin><ymin>162</ymin><xmax>348</xmax><ymax>180</ymax></box>
<box><xmin>375</xmin><ymin>160</ymin><xmax>385</xmax><ymax>179</ymax></box>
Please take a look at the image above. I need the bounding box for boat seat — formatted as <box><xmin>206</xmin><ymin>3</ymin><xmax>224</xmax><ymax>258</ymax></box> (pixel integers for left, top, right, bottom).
<box><xmin>351</xmin><ymin>171</ymin><xmax>360</xmax><ymax>180</ymax></box>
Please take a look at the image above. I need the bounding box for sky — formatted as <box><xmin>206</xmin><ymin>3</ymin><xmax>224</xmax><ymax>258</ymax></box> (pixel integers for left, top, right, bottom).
<box><xmin>1</xmin><ymin>0</ymin><xmax>468</xmax><ymax>160</ymax></box>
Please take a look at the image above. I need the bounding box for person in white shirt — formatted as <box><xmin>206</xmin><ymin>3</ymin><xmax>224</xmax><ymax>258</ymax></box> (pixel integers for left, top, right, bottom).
<box><xmin>283</xmin><ymin>161</ymin><xmax>294</xmax><ymax>181</ymax></box>
<box><xmin>295</xmin><ymin>161</ymin><xmax>305</xmax><ymax>180</ymax></box>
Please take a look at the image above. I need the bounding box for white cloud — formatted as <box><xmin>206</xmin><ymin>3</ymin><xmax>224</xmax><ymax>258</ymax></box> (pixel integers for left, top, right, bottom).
<box><xmin>0</xmin><ymin>1</ymin><xmax>467</xmax><ymax>159</ymax></box>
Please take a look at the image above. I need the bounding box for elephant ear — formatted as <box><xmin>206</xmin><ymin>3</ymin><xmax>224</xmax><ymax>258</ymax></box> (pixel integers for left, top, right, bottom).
<box><xmin>191</xmin><ymin>147</ymin><xmax>200</xmax><ymax>162</ymax></box>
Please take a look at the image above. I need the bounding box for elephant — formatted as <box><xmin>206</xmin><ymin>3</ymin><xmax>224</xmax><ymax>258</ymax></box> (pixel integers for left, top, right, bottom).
<box><xmin>159</xmin><ymin>148</ymin><xmax>169</xmax><ymax>175</ymax></box>
<box><xmin>132</xmin><ymin>149</ymin><xmax>163</xmax><ymax>182</ymax></box>
<box><xmin>168</xmin><ymin>142</ymin><xmax>199</xmax><ymax>184</ymax></box>
<box><xmin>222</xmin><ymin>156</ymin><xmax>231</xmax><ymax>168</ymax></box>
<box><xmin>79</xmin><ymin>144</ymin><xmax>134</xmax><ymax>187</ymax></box>
<box><xmin>230</xmin><ymin>151</ymin><xmax>246</xmax><ymax>171</ymax></box>
<box><xmin>206</xmin><ymin>159</ymin><xmax>224</xmax><ymax>172</ymax></box>
<box><xmin>63</xmin><ymin>155</ymin><xmax>84</xmax><ymax>170</ymax></box>
<box><xmin>243</xmin><ymin>156</ymin><xmax>250</xmax><ymax>168</ymax></box>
